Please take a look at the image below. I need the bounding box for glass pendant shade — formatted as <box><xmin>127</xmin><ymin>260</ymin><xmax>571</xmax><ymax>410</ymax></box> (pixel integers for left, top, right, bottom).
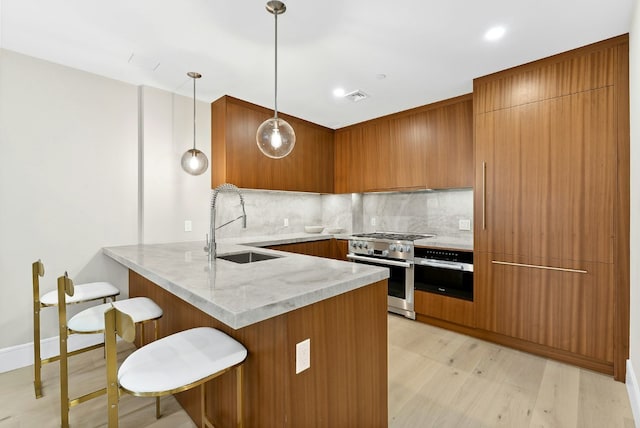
<box><xmin>181</xmin><ymin>71</ymin><xmax>209</xmax><ymax>175</ymax></box>
<box><xmin>181</xmin><ymin>148</ymin><xmax>209</xmax><ymax>175</ymax></box>
<box><xmin>257</xmin><ymin>117</ymin><xmax>296</xmax><ymax>159</ymax></box>
<box><xmin>257</xmin><ymin>1</ymin><xmax>295</xmax><ymax>159</ymax></box>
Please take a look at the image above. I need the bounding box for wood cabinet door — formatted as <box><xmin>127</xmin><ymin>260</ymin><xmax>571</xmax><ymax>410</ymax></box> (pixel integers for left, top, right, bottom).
<box><xmin>414</xmin><ymin>290</ymin><xmax>475</xmax><ymax>327</ymax></box>
<box><xmin>475</xmin><ymin>252</ymin><xmax>614</xmax><ymax>363</ymax></box>
<box><xmin>475</xmin><ymin>87</ymin><xmax>615</xmax><ymax>263</ymax></box>
<box><xmin>387</xmin><ymin>112</ymin><xmax>428</xmax><ymax>190</ymax></box>
<box><xmin>361</xmin><ymin>120</ymin><xmax>391</xmax><ymax>192</ymax></box>
<box><xmin>424</xmin><ymin>99</ymin><xmax>473</xmax><ymax>189</ymax></box>
<box><xmin>213</xmin><ymin>97</ymin><xmax>334</xmax><ymax>193</ymax></box>
<box><xmin>334</xmin><ymin>127</ymin><xmax>364</xmax><ymax>193</ymax></box>
<box><xmin>224</xmin><ymin>101</ymin><xmax>273</xmax><ymax>190</ymax></box>
<box><xmin>268</xmin><ymin>240</ymin><xmax>333</xmax><ymax>258</ymax></box>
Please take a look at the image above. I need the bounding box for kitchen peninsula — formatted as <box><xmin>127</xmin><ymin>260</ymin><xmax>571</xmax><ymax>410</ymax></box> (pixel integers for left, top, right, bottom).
<box><xmin>103</xmin><ymin>240</ymin><xmax>389</xmax><ymax>427</ymax></box>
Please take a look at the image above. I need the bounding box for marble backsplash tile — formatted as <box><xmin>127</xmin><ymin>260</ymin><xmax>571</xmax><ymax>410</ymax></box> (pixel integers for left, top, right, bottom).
<box><xmin>362</xmin><ymin>188</ymin><xmax>473</xmax><ymax>239</ymax></box>
<box><xmin>320</xmin><ymin>194</ymin><xmax>353</xmax><ymax>234</ymax></box>
<box><xmin>213</xmin><ymin>190</ymin><xmax>322</xmax><ymax>238</ymax></box>
<box><xmin>211</xmin><ymin>188</ymin><xmax>473</xmax><ymax>240</ymax></box>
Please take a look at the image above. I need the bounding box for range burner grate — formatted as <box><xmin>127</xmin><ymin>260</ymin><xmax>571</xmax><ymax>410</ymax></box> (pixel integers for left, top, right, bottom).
<box><xmin>352</xmin><ymin>232</ymin><xmax>433</xmax><ymax>241</ymax></box>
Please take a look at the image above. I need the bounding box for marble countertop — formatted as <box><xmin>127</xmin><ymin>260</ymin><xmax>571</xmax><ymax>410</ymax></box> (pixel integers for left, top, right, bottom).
<box><xmin>103</xmin><ymin>241</ymin><xmax>388</xmax><ymax>330</ymax></box>
<box><xmin>414</xmin><ymin>236</ymin><xmax>473</xmax><ymax>251</ymax></box>
<box><xmin>217</xmin><ymin>232</ymin><xmax>336</xmax><ymax>247</ymax></box>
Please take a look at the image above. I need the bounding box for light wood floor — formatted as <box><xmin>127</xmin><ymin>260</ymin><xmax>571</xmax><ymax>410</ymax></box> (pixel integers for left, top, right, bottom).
<box><xmin>0</xmin><ymin>315</ymin><xmax>635</xmax><ymax>427</ymax></box>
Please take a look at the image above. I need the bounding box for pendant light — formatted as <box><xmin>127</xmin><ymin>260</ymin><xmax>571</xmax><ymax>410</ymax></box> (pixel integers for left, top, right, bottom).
<box><xmin>256</xmin><ymin>1</ymin><xmax>296</xmax><ymax>159</ymax></box>
<box><xmin>181</xmin><ymin>72</ymin><xmax>209</xmax><ymax>175</ymax></box>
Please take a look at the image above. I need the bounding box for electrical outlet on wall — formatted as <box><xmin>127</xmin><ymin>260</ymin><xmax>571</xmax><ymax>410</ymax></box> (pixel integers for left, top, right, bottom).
<box><xmin>371</xmin><ymin>217</ymin><xmax>376</xmax><ymax>226</ymax></box>
<box><xmin>184</xmin><ymin>220</ymin><xmax>192</xmax><ymax>232</ymax></box>
<box><xmin>296</xmin><ymin>338</ymin><xmax>311</xmax><ymax>374</ymax></box>
<box><xmin>458</xmin><ymin>219</ymin><xmax>471</xmax><ymax>231</ymax></box>
<box><xmin>284</xmin><ymin>218</ymin><xmax>289</xmax><ymax>227</ymax></box>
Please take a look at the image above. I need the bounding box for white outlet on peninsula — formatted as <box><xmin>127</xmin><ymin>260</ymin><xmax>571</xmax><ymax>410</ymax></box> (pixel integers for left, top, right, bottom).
<box><xmin>296</xmin><ymin>338</ymin><xmax>310</xmax><ymax>374</ymax></box>
<box><xmin>284</xmin><ymin>218</ymin><xmax>289</xmax><ymax>227</ymax></box>
<box><xmin>184</xmin><ymin>220</ymin><xmax>192</xmax><ymax>232</ymax></box>
<box><xmin>458</xmin><ymin>219</ymin><xmax>471</xmax><ymax>231</ymax></box>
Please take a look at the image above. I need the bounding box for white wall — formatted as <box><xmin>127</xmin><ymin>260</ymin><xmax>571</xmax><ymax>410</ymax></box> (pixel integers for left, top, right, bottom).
<box><xmin>0</xmin><ymin>49</ymin><xmax>138</xmax><ymax>348</ymax></box>
<box><xmin>628</xmin><ymin>0</ymin><xmax>640</xmax><ymax>422</ymax></box>
<box><xmin>141</xmin><ymin>86</ymin><xmax>212</xmax><ymax>244</ymax></box>
<box><xmin>0</xmin><ymin>51</ymin><xmax>217</xmax><ymax>361</ymax></box>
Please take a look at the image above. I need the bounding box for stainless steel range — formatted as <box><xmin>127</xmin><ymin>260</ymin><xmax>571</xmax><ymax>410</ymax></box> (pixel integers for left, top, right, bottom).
<box><xmin>347</xmin><ymin>232</ymin><xmax>434</xmax><ymax>320</ymax></box>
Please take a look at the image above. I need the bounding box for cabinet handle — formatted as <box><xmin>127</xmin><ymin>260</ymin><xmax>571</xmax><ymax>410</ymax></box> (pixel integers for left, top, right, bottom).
<box><xmin>482</xmin><ymin>161</ymin><xmax>487</xmax><ymax>230</ymax></box>
<box><xmin>492</xmin><ymin>260</ymin><xmax>587</xmax><ymax>274</ymax></box>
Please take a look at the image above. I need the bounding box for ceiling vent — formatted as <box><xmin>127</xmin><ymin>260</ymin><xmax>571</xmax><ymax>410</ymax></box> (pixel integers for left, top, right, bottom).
<box><xmin>345</xmin><ymin>90</ymin><xmax>369</xmax><ymax>102</ymax></box>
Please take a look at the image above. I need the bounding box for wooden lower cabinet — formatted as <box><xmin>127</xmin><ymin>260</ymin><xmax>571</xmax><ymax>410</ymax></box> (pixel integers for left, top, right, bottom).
<box><xmin>268</xmin><ymin>238</ymin><xmax>348</xmax><ymax>261</ymax></box>
<box><xmin>332</xmin><ymin>239</ymin><xmax>349</xmax><ymax>261</ymax></box>
<box><xmin>130</xmin><ymin>271</ymin><xmax>388</xmax><ymax>428</ymax></box>
<box><xmin>414</xmin><ymin>290</ymin><xmax>475</xmax><ymax>327</ymax></box>
<box><xmin>475</xmin><ymin>252</ymin><xmax>614</xmax><ymax>366</ymax></box>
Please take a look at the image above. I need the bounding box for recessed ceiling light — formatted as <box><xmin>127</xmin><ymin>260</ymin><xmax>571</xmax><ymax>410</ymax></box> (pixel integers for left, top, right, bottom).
<box><xmin>333</xmin><ymin>88</ymin><xmax>346</xmax><ymax>97</ymax></box>
<box><xmin>484</xmin><ymin>26</ymin><xmax>506</xmax><ymax>41</ymax></box>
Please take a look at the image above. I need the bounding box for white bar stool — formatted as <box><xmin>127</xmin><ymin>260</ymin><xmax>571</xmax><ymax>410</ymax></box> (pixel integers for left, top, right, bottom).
<box><xmin>104</xmin><ymin>306</ymin><xmax>247</xmax><ymax>428</ymax></box>
<box><xmin>32</xmin><ymin>259</ymin><xmax>120</xmax><ymax>398</ymax></box>
<box><xmin>56</xmin><ymin>273</ymin><xmax>163</xmax><ymax>428</ymax></box>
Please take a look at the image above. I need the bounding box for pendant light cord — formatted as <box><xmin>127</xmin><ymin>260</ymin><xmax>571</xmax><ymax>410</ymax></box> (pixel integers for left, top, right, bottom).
<box><xmin>192</xmin><ymin>75</ymin><xmax>197</xmax><ymax>150</ymax></box>
<box><xmin>274</xmin><ymin>10</ymin><xmax>278</xmax><ymax>120</ymax></box>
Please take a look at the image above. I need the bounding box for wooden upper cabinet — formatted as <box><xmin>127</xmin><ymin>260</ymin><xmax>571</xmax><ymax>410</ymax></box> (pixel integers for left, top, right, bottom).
<box><xmin>334</xmin><ymin>94</ymin><xmax>473</xmax><ymax>193</ymax></box>
<box><xmin>211</xmin><ymin>96</ymin><xmax>334</xmax><ymax>193</ymax></box>
<box><xmin>473</xmin><ymin>39</ymin><xmax>617</xmax><ymax>114</ymax></box>
<box><xmin>423</xmin><ymin>98</ymin><xmax>473</xmax><ymax>189</ymax></box>
<box><xmin>361</xmin><ymin>119</ymin><xmax>391</xmax><ymax>191</ymax></box>
<box><xmin>388</xmin><ymin>113</ymin><xmax>428</xmax><ymax>190</ymax></box>
<box><xmin>334</xmin><ymin>127</ymin><xmax>364</xmax><ymax>194</ymax></box>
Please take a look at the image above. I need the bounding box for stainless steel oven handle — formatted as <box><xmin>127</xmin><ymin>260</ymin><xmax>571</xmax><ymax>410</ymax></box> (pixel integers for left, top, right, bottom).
<box><xmin>416</xmin><ymin>258</ymin><xmax>474</xmax><ymax>272</ymax></box>
<box><xmin>347</xmin><ymin>254</ymin><xmax>413</xmax><ymax>268</ymax></box>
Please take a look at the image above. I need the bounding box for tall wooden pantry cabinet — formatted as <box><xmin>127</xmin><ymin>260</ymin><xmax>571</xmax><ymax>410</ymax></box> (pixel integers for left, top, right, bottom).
<box><xmin>473</xmin><ymin>35</ymin><xmax>629</xmax><ymax>380</ymax></box>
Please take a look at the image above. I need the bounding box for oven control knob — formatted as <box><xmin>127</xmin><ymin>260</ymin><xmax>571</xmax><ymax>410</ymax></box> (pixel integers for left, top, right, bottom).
<box><xmin>382</xmin><ymin>250</ymin><xmax>389</xmax><ymax>257</ymax></box>
<box><xmin>358</xmin><ymin>242</ymin><xmax>364</xmax><ymax>249</ymax></box>
<box><xmin>397</xmin><ymin>245</ymin><xmax>404</xmax><ymax>253</ymax></box>
<box><xmin>389</xmin><ymin>244</ymin><xmax>397</xmax><ymax>251</ymax></box>
<box><xmin>363</xmin><ymin>242</ymin><xmax>369</xmax><ymax>249</ymax></box>
<box><xmin>367</xmin><ymin>249</ymin><xmax>374</xmax><ymax>255</ymax></box>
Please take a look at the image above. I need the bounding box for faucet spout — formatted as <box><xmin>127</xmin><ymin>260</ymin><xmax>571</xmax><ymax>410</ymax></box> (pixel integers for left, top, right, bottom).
<box><xmin>206</xmin><ymin>183</ymin><xmax>247</xmax><ymax>262</ymax></box>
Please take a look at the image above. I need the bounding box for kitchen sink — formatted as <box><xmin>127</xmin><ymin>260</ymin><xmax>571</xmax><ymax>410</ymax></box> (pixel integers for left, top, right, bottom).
<box><xmin>218</xmin><ymin>251</ymin><xmax>281</xmax><ymax>264</ymax></box>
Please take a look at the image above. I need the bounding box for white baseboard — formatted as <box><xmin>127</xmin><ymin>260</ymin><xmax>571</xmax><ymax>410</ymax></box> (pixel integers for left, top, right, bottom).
<box><xmin>627</xmin><ymin>359</ymin><xmax>640</xmax><ymax>426</ymax></box>
<box><xmin>0</xmin><ymin>334</ymin><xmax>103</xmax><ymax>374</ymax></box>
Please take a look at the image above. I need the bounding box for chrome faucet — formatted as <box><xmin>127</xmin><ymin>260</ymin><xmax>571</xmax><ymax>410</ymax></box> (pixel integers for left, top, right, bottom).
<box><xmin>205</xmin><ymin>183</ymin><xmax>247</xmax><ymax>261</ymax></box>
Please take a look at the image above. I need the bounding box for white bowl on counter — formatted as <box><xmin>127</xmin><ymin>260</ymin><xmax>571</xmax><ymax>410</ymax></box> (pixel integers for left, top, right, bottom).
<box><xmin>304</xmin><ymin>226</ymin><xmax>324</xmax><ymax>233</ymax></box>
<box><xmin>325</xmin><ymin>227</ymin><xmax>344</xmax><ymax>234</ymax></box>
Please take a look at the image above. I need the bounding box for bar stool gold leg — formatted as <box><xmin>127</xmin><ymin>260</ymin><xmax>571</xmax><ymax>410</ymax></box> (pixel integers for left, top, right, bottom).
<box><xmin>33</xmin><ymin>303</ymin><xmax>42</xmax><ymax>398</ymax></box>
<box><xmin>57</xmin><ymin>275</ymin><xmax>71</xmax><ymax>428</ymax></box>
<box><xmin>106</xmin><ymin>307</ymin><xmax>119</xmax><ymax>428</ymax></box>
<box><xmin>236</xmin><ymin>365</ymin><xmax>243</xmax><ymax>428</ymax></box>
<box><xmin>32</xmin><ymin>260</ymin><xmax>44</xmax><ymax>399</ymax></box>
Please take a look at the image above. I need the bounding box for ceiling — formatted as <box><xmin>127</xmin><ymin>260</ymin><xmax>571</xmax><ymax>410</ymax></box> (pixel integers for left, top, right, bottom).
<box><xmin>0</xmin><ymin>0</ymin><xmax>634</xmax><ymax>129</ymax></box>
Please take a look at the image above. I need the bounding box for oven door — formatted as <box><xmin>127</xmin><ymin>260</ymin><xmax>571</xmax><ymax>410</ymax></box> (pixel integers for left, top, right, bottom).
<box><xmin>414</xmin><ymin>258</ymin><xmax>474</xmax><ymax>301</ymax></box>
<box><xmin>347</xmin><ymin>254</ymin><xmax>415</xmax><ymax>319</ymax></box>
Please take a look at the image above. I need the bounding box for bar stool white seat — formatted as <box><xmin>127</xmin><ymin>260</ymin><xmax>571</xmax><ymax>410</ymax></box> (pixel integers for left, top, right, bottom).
<box><xmin>41</xmin><ymin>282</ymin><xmax>120</xmax><ymax>306</ymax></box>
<box><xmin>56</xmin><ymin>273</ymin><xmax>163</xmax><ymax>428</ymax></box>
<box><xmin>68</xmin><ymin>298</ymin><xmax>163</xmax><ymax>333</ymax></box>
<box><xmin>32</xmin><ymin>260</ymin><xmax>120</xmax><ymax>399</ymax></box>
<box><xmin>105</xmin><ymin>307</ymin><xmax>247</xmax><ymax>428</ymax></box>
